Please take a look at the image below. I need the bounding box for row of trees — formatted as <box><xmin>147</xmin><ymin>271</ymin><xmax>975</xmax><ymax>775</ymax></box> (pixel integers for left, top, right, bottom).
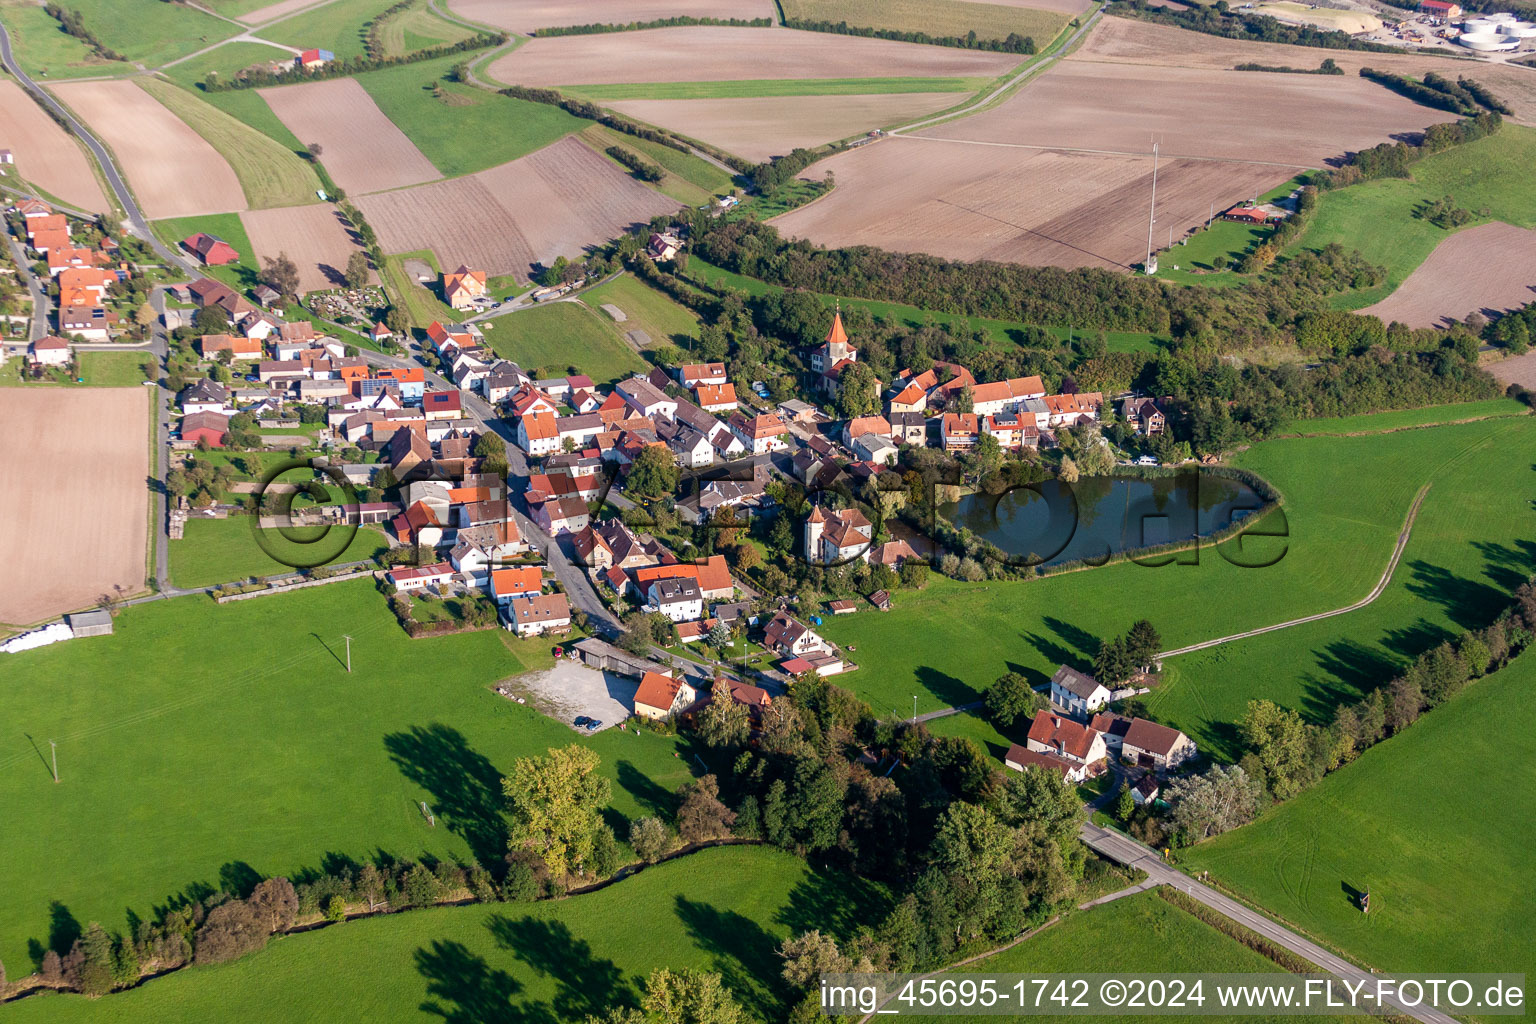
<box><xmin>1233</xmin><ymin>58</ymin><xmax>1343</xmax><ymax>75</ymax></box>
<box><xmin>781</xmin><ymin>17</ymin><xmax>1037</xmax><ymax>54</ymax></box>
<box><xmin>536</xmin><ymin>15</ymin><xmax>771</xmax><ymax>35</ymax></box>
<box><xmin>606</xmin><ymin>145</ymin><xmax>664</xmax><ymax>183</ymax></box>
<box><xmin>1307</xmin><ymin>111</ymin><xmax>1503</xmax><ymax>191</ymax></box>
<box><xmin>202</xmin><ymin>29</ymin><xmax>506</xmax><ymax>91</ymax></box>
<box><xmin>43</xmin><ymin>4</ymin><xmax>125</xmax><ymax>61</ymax></box>
<box><xmin>1112</xmin><ymin>0</ymin><xmax>1407</xmax><ymax>51</ymax></box>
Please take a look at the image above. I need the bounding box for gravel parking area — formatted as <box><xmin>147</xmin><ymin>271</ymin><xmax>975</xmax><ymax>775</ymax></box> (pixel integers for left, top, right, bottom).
<box><xmin>506</xmin><ymin>658</ymin><xmax>638</xmax><ymax>732</ymax></box>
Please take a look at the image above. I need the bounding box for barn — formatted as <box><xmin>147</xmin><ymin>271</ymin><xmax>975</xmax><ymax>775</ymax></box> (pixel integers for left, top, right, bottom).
<box><xmin>181</xmin><ymin>232</ymin><xmax>240</xmax><ymax>266</ymax></box>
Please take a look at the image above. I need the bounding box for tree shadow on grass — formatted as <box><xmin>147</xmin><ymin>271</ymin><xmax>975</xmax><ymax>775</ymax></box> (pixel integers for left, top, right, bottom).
<box><xmin>675</xmin><ymin>896</ymin><xmax>784</xmax><ymax>1022</ymax></box>
<box><xmin>1472</xmin><ymin>538</ymin><xmax>1536</xmax><ymax>596</ymax></box>
<box><xmin>1404</xmin><ymin>560</ymin><xmax>1511</xmax><ymax>632</ymax></box>
<box><xmin>775</xmin><ymin>868</ymin><xmax>892</xmax><ymax>943</ymax></box>
<box><xmin>1043</xmin><ymin>615</ymin><xmax>1100</xmax><ymax>664</ymax></box>
<box><xmin>913</xmin><ymin>665</ymin><xmax>977</xmax><ymax>709</ymax></box>
<box><xmin>416</xmin><ymin>939</ymin><xmax>555</xmax><ymax>1024</ymax></box>
<box><xmin>385</xmin><ymin>724</ymin><xmax>508</xmax><ymax>869</ymax></box>
<box><xmin>219</xmin><ymin>861</ymin><xmax>262</xmax><ymax>900</ymax></box>
<box><xmin>616</xmin><ymin>758</ymin><xmax>675</xmax><ymax>820</ymax></box>
<box><xmin>488</xmin><ymin>915</ymin><xmax>638</xmax><ymax>1021</ymax></box>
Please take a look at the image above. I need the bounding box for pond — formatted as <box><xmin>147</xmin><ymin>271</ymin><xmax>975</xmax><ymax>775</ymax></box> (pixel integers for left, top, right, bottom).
<box><xmin>937</xmin><ymin>471</ymin><xmax>1272</xmax><ymax>567</ymax></box>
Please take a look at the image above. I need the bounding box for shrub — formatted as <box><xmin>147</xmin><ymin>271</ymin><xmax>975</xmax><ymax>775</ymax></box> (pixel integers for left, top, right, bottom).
<box><xmin>194</xmin><ymin>900</ymin><xmax>269</xmax><ymax>964</ymax></box>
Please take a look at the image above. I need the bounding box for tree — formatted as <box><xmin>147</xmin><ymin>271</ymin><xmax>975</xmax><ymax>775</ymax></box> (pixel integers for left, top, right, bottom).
<box><xmin>696</xmin><ymin>676</ymin><xmax>750</xmax><ymax>749</ymax></box>
<box><xmin>1058</xmin><ymin>455</ymin><xmax>1079</xmax><ymax>483</ymax></box>
<box><xmin>247</xmin><ymin>876</ymin><xmax>298</xmax><ymax>934</ymax></box>
<box><xmin>306</xmin><ymin>142</ymin><xmax>323</xmax><ymax>158</ymax></box>
<box><xmin>385</xmin><ymin>306</ymin><xmax>409</xmax><ymax>334</ymax></box>
<box><xmin>1238</xmin><ymin>699</ymin><xmax>1317</xmax><ymax>800</ymax></box>
<box><xmin>194</xmin><ymin>899</ymin><xmax>268</xmax><ymax>964</ymax></box>
<box><xmin>260</xmin><ymin>252</ymin><xmax>301</xmax><ymax>300</ymax></box>
<box><xmin>643</xmin><ymin>968</ymin><xmax>748</xmax><ymax>1024</ymax></box>
<box><xmin>1113</xmin><ymin>784</ymin><xmax>1135</xmax><ymax>823</ymax></box>
<box><xmin>1093</xmin><ymin>637</ymin><xmax>1132</xmax><ymax>686</ymax></box>
<box><xmin>1165</xmin><ymin>764</ymin><xmax>1261</xmax><ymax>841</ymax></box>
<box><xmin>984</xmin><ymin>671</ymin><xmax>1042</xmax><ymax>728</ymax></box>
<box><xmin>955</xmin><ymin>383</ymin><xmax>974</xmax><ymax>414</ymax></box>
<box><xmin>835</xmin><ymin>362</ymin><xmax>880</xmax><ymax>418</ymax></box>
<box><xmin>344</xmin><ymin>251</ymin><xmax>370</xmax><ymax>290</ymax></box>
<box><xmin>503</xmin><ymin>744</ymin><xmax>612</xmax><ymax>879</ymax></box>
<box><xmin>630</xmin><ymin>816</ymin><xmax>671</xmax><ymax>862</ymax></box>
<box><xmin>707</xmin><ymin>619</ymin><xmax>732</xmax><ymax>650</ymax></box>
<box><xmin>626</xmin><ymin>445</ymin><xmax>679</xmax><ymax>500</ymax></box>
<box><xmin>193</xmin><ymin>303</ymin><xmax>229</xmax><ymax>335</ymax></box>
<box><xmin>133</xmin><ymin>302</ymin><xmax>156</xmax><ymax>332</ymax></box>
<box><xmin>930</xmin><ymin>801</ymin><xmax>1014</xmax><ymax>876</ymax></box>
<box><xmin>72</xmin><ymin>922</ymin><xmax>117</xmax><ymax>996</ymax></box>
<box><xmin>1125</xmin><ymin>619</ymin><xmax>1162</xmax><ymax>671</ymax></box>
<box><xmin>676</xmin><ymin>774</ymin><xmax>736</xmax><ymax>844</ymax></box>
<box><xmin>779</xmin><ymin>931</ymin><xmax>849</xmax><ymax>990</ymax></box>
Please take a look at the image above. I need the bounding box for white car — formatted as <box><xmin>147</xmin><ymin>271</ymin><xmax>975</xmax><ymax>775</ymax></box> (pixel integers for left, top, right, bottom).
<box><xmin>1135</xmin><ymin>455</ymin><xmax>1158</xmax><ymax>467</ymax></box>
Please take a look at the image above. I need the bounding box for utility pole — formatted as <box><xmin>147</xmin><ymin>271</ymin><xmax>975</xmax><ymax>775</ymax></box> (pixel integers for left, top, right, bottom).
<box><xmin>912</xmin><ymin>696</ymin><xmax>917</xmax><ymax>723</ymax></box>
<box><xmin>50</xmin><ymin>740</ymin><xmax>57</xmax><ymax>783</ymax></box>
<box><xmin>1143</xmin><ymin>140</ymin><xmax>1161</xmax><ymax>275</ymax></box>
<box><xmin>343</xmin><ymin>634</ymin><xmax>352</xmax><ymax>674</ymax></box>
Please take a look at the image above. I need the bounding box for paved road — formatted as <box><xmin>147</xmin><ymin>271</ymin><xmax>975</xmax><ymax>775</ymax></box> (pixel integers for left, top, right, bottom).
<box><xmin>1158</xmin><ymin>484</ymin><xmax>1429</xmax><ymax>660</ymax></box>
<box><xmin>2</xmin><ymin>226</ymin><xmax>49</xmax><ymax>341</ymax></box>
<box><xmin>149</xmin><ymin>288</ymin><xmax>172</xmax><ymax>589</ymax></box>
<box><xmin>0</xmin><ymin>22</ymin><xmax>196</xmax><ymax>274</ymax></box>
<box><xmin>1079</xmin><ymin>823</ymin><xmax>1456</xmax><ymax>1024</ymax></box>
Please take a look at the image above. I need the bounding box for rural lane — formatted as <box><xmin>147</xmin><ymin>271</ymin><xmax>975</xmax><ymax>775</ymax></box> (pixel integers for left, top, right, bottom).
<box><xmin>2</xmin><ymin>227</ymin><xmax>49</xmax><ymax>341</ymax></box>
<box><xmin>0</xmin><ymin>22</ymin><xmax>197</xmax><ymax>275</ymax></box>
<box><xmin>1079</xmin><ymin>823</ymin><xmax>1458</xmax><ymax>1024</ymax></box>
<box><xmin>1157</xmin><ymin>483</ymin><xmax>1430</xmax><ymax>659</ymax></box>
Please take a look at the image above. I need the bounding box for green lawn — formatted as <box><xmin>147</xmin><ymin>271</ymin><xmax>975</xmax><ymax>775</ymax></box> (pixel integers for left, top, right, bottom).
<box><xmin>381</xmin><ymin>248</ymin><xmax>460</xmax><ymax>328</ymax></box>
<box><xmin>168</xmin><ymin>516</ymin><xmax>390</xmax><ymax>589</ymax></box>
<box><xmin>819</xmin><ymin>415</ymin><xmax>1536</xmax><ymax>760</ymax></box>
<box><xmin>140</xmin><ymin>76</ymin><xmax>321</xmax><ymax>210</ymax></box>
<box><xmin>581</xmin><ymin>273</ymin><xmax>700</xmax><ymax>351</ymax></box>
<box><xmin>687</xmin><ymin>257</ymin><xmax>1162</xmax><ymax>353</ymax></box>
<box><xmin>79</xmin><ymin>350</ymin><xmax>155</xmax><ymax>386</ymax></box>
<box><xmin>782</xmin><ymin>0</ymin><xmax>1068</xmax><ymax>46</ymax></box>
<box><xmin>1284</xmin><ymin>125</ymin><xmax>1536</xmax><ymax>310</ymax></box>
<box><xmin>355</xmin><ymin>56</ymin><xmax>588</xmax><ymax>180</ymax></box>
<box><xmin>0</xmin><ymin>1</ymin><xmax>131</xmax><ymax>78</ymax></box>
<box><xmin>566</xmin><ymin>76</ymin><xmax>990</xmax><ymax>101</ymax></box>
<box><xmin>151</xmin><ymin>213</ymin><xmax>259</xmax><ymax>292</ymax></box>
<box><xmin>373</xmin><ymin>0</ymin><xmax>476</xmax><ymax>55</ymax></box>
<box><xmin>4</xmin><ymin>846</ymin><xmax>888</xmax><ymax>1024</ymax></box>
<box><xmin>911</xmin><ymin>890</ymin><xmax>1354</xmax><ymax>1024</ymax></box>
<box><xmin>50</xmin><ymin>0</ymin><xmax>240</xmax><ymax>68</ymax></box>
<box><xmin>191</xmin><ymin>87</ymin><xmax>312</xmax><ymax>157</ymax></box>
<box><xmin>582</xmin><ymin>125</ymin><xmax>723</xmax><ymax>206</ymax></box>
<box><xmin>1273</xmin><ymin>396</ymin><xmax>1530</xmax><ymax>435</ymax></box>
<box><xmin>0</xmin><ymin>580</ymin><xmax>708</xmax><ymax>972</ymax></box>
<box><xmin>260</xmin><ymin>0</ymin><xmax>397</xmax><ymax>58</ymax></box>
<box><xmin>1181</xmin><ymin>648</ymin><xmax>1536</xmax><ymax>989</ymax></box>
<box><xmin>485</xmin><ymin>301</ymin><xmax>646</xmax><ymax>385</ymax></box>
<box><xmin>159</xmin><ymin>39</ymin><xmax>295</xmax><ymax>91</ymax></box>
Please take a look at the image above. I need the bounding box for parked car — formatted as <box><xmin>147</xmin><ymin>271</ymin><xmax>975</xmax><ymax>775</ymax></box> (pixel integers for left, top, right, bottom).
<box><xmin>244</xmin><ymin>374</ymin><xmax>259</xmax><ymax>382</ymax></box>
<box><xmin>1135</xmin><ymin>455</ymin><xmax>1158</xmax><ymax>466</ymax></box>
<box><xmin>586</xmin><ymin>719</ymin><xmax>602</xmax><ymax>732</ymax></box>
<box><xmin>573</xmin><ymin>715</ymin><xmax>590</xmax><ymax>727</ymax></box>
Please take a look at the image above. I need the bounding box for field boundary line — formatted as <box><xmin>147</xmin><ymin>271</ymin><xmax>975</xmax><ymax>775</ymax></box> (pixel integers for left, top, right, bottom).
<box><xmin>1273</xmin><ymin>409</ymin><xmax>1530</xmax><ymax>438</ymax></box>
<box><xmin>893</xmin><ymin>133</ymin><xmax>1313</xmax><ymax>170</ymax></box>
<box><xmin>1159</xmin><ymin>483</ymin><xmax>1430</xmax><ymax>659</ymax></box>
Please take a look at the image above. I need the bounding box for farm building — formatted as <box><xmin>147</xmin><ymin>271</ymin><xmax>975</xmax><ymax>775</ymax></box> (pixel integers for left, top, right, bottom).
<box><xmin>1420</xmin><ymin>0</ymin><xmax>1461</xmax><ymax>16</ymax></box>
<box><xmin>443</xmin><ymin>265</ymin><xmax>488</xmax><ymax>310</ymax></box>
<box><xmin>66</xmin><ymin>610</ymin><xmax>114</xmax><ymax>638</ymax></box>
<box><xmin>179</xmin><ymin>411</ymin><xmax>230</xmax><ymax>447</ymax></box>
<box><xmin>0</xmin><ymin>149</ymin><xmax>12</xmax><ymax>165</ymax></box>
<box><xmin>296</xmin><ymin>48</ymin><xmax>335</xmax><ymax>68</ymax></box>
<box><xmin>181</xmin><ymin>232</ymin><xmax>240</xmax><ymax>266</ymax></box>
<box><xmin>1221</xmin><ymin>204</ymin><xmax>1276</xmax><ymax>225</ymax></box>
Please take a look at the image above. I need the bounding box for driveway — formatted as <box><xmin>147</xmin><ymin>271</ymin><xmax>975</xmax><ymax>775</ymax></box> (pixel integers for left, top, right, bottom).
<box><xmin>504</xmin><ymin>658</ymin><xmax>637</xmax><ymax>733</ymax></box>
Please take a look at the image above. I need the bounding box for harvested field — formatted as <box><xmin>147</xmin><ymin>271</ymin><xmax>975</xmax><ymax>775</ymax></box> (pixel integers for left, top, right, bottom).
<box><xmin>355</xmin><ymin>136</ymin><xmax>678</xmax><ymax>280</ymax></box>
<box><xmin>240</xmin><ymin>203</ymin><xmax>372</xmax><ymax>292</ymax></box>
<box><xmin>1358</xmin><ymin>222</ymin><xmax>1536</xmax><ymax>328</ymax></box>
<box><xmin>0</xmin><ymin>80</ymin><xmax>108</xmax><ymax>212</ymax></box>
<box><xmin>915</xmin><ymin>61</ymin><xmax>1436</xmax><ymax>166</ymax></box>
<box><xmin>607</xmin><ymin>92</ymin><xmax>964</xmax><ymax>161</ymax></box>
<box><xmin>489</xmin><ymin>26</ymin><xmax>1019</xmax><ymax>86</ymax></box>
<box><xmin>1074</xmin><ymin>16</ymin><xmax>1536</xmax><ymax>124</ymax></box>
<box><xmin>984</xmin><ymin>0</ymin><xmax>1089</xmax><ymax>11</ymax></box>
<box><xmin>0</xmin><ymin>389</ymin><xmax>147</xmax><ymax>626</ymax></box>
<box><xmin>1256</xmin><ymin>1</ymin><xmax>1381</xmax><ymax>33</ymax></box>
<box><xmin>449</xmin><ymin>0</ymin><xmax>774</xmax><ymax>32</ymax></box>
<box><xmin>49</xmin><ymin>80</ymin><xmax>245</xmax><ymax>219</ymax></box>
<box><xmin>781</xmin><ymin>0</ymin><xmax>1071</xmax><ymax>43</ymax></box>
<box><xmin>236</xmin><ymin>0</ymin><xmax>327</xmax><ymax>22</ymax></box>
<box><xmin>1489</xmin><ymin>349</ymin><xmax>1536</xmax><ymax>390</ymax></box>
<box><xmin>773</xmin><ymin>56</ymin><xmax>1438</xmax><ymax>270</ymax></box>
<box><xmin>258</xmin><ymin>78</ymin><xmax>439</xmax><ymax>195</ymax></box>
<box><xmin>773</xmin><ymin>139</ymin><xmax>1280</xmax><ymax>269</ymax></box>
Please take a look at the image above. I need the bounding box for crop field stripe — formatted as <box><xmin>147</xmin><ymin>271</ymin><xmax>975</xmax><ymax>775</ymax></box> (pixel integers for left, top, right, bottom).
<box><xmin>899</xmin><ymin>133</ymin><xmax>1313</xmax><ymax>169</ymax></box>
<box><xmin>566</xmin><ymin>76</ymin><xmax>987</xmax><ymax>100</ymax></box>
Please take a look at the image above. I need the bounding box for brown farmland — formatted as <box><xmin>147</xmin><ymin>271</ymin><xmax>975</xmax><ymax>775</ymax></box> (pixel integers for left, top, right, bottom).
<box><xmin>1358</xmin><ymin>222</ymin><xmax>1536</xmax><ymax>328</ymax></box>
<box><xmin>0</xmin><ymin>389</ymin><xmax>148</xmax><ymax>626</ymax></box>
<box><xmin>355</xmin><ymin>137</ymin><xmax>679</xmax><ymax>280</ymax></box>
<box><xmin>983</xmin><ymin>0</ymin><xmax>1090</xmax><ymax>13</ymax></box>
<box><xmin>449</xmin><ymin>0</ymin><xmax>775</xmax><ymax>33</ymax></box>
<box><xmin>489</xmin><ymin>26</ymin><xmax>1019</xmax><ymax>85</ymax></box>
<box><xmin>259</xmin><ymin>78</ymin><xmax>439</xmax><ymax>195</ymax></box>
<box><xmin>1073</xmin><ymin>16</ymin><xmax>1536</xmax><ymax>124</ymax></box>
<box><xmin>50</xmin><ymin>80</ymin><xmax>244</xmax><ymax>219</ymax></box>
<box><xmin>238</xmin><ymin>0</ymin><xmax>329</xmax><ymax>23</ymax></box>
<box><xmin>915</xmin><ymin>61</ymin><xmax>1437</xmax><ymax>166</ymax></box>
<box><xmin>0</xmin><ymin>81</ymin><xmax>108</xmax><ymax>212</ymax></box>
<box><xmin>607</xmin><ymin>93</ymin><xmax>963</xmax><ymax>162</ymax></box>
<box><xmin>240</xmin><ymin>204</ymin><xmax>372</xmax><ymax>293</ymax></box>
<box><xmin>1489</xmin><ymin>349</ymin><xmax>1536</xmax><ymax>390</ymax></box>
<box><xmin>772</xmin><ymin>139</ymin><xmax>1279</xmax><ymax>269</ymax></box>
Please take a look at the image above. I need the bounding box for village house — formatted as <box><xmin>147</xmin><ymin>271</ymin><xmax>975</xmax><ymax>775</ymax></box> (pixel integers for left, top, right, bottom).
<box><xmin>940</xmin><ymin>412</ymin><xmax>979</xmax><ymax>451</ymax></box>
<box><xmin>970</xmin><ymin>375</ymin><xmax>1047</xmax><ymax>417</ymax></box>
<box><xmin>805</xmin><ymin>505</ymin><xmax>874</xmax><ymax>565</ymax></box>
<box><xmin>853</xmin><ymin>433</ymin><xmax>898</xmax><ymax>466</ymax></box>
<box><xmin>646</xmin><ymin>231</ymin><xmax>684</xmax><ymax>262</ymax></box>
<box><xmin>694</xmin><ymin>382</ymin><xmax>737</xmax><ymax>413</ymax></box>
<box><xmin>179</xmin><ymin>411</ymin><xmax>230</xmax><ymax>447</ymax></box>
<box><xmin>198</xmin><ymin>333</ymin><xmax>262</xmax><ymax>361</ymax></box>
<box><xmin>1121</xmin><ymin>718</ymin><xmax>1197</xmax><ymax>770</ymax></box>
<box><xmin>450</xmin><ymin>522</ymin><xmax>524</xmax><ymax>581</ymax></box>
<box><xmin>529</xmin><ymin>494</ymin><xmax>589</xmax><ymax>536</ymax></box>
<box><xmin>762</xmin><ymin>610</ymin><xmax>828</xmax><ymax>659</ymax></box>
<box><xmin>1132</xmin><ymin>776</ymin><xmax>1161</xmax><ymax>806</ymax></box>
<box><xmin>678</xmin><ymin>362</ymin><xmax>727</xmax><ymax>388</ymax></box>
<box><xmin>1026</xmin><ymin>711</ymin><xmax>1108</xmax><ymax>769</ymax></box>
<box><xmin>422</xmin><ymin>390</ymin><xmax>463</xmax><ymax>421</ymax></box>
<box><xmin>490</xmin><ymin>566</ymin><xmax>543</xmax><ymax>606</ymax></box>
<box><xmin>573</xmin><ymin>518</ymin><xmax>663</xmax><ymax>570</ymax></box>
<box><xmin>1051</xmin><ymin>665</ymin><xmax>1111</xmax><ymax>716</ymax></box>
<box><xmin>1004</xmin><ymin>743</ymin><xmax>1092</xmax><ymax>784</ymax></box>
<box><xmin>27</xmin><ymin>335</ymin><xmax>70</xmax><ymax>367</ymax></box>
<box><xmin>505</xmin><ymin>593</ymin><xmax>571</xmax><ymax>637</ymax></box>
<box><xmin>842</xmin><ymin>415</ymin><xmax>891</xmax><ymax>449</ymax></box>
<box><xmin>616</xmin><ymin>376</ymin><xmax>678</xmax><ymax>421</ymax></box>
<box><xmin>443</xmin><ymin>265</ymin><xmax>488</xmax><ymax>309</ymax></box>
<box><xmin>634</xmin><ymin>671</ymin><xmax>696</xmax><ymax>720</ymax></box>
<box><xmin>296</xmin><ymin>47</ymin><xmax>334</xmax><ymax>68</ymax></box>
<box><xmin>1089</xmin><ymin>712</ymin><xmax>1133</xmax><ymax>754</ymax></box>
<box><xmin>1043</xmin><ymin>392</ymin><xmax>1105</xmax><ymax>428</ymax></box>
<box><xmin>646</xmin><ymin>577</ymin><xmax>704</xmax><ymax>622</ymax></box>
<box><xmin>982</xmin><ymin>412</ymin><xmax>1039</xmax><ymax>451</ymax></box>
<box><xmin>178</xmin><ymin>379</ymin><xmax>230</xmax><ymax>414</ymax></box>
<box><xmin>888</xmin><ymin>411</ymin><xmax>927</xmax><ymax>446</ymax></box>
<box><xmin>483</xmin><ymin>361</ymin><xmax>530</xmax><ymax>403</ymax></box>
<box><xmin>1120</xmin><ymin>396</ymin><xmax>1166</xmax><ymax>436</ymax></box>
<box><xmin>392</xmin><ymin>500</ymin><xmax>444</xmax><ymax>549</ymax></box>
<box><xmin>385</xmin><ymin>562</ymin><xmax>455</xmax><ymax>592</ymax></box>
<box><xmin>728</xmin><ymin>411</ymin><xmax>788</xmax><ymax>454</ymax></box>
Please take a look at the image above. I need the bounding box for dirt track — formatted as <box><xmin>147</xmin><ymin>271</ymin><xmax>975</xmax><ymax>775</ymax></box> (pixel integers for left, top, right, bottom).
<box><xmin>355</xmin><ymin>136</ymin><xmax>678</xmax><ymax>280</ymax></box>
<box><xmin>450</xmin><ymin>0</ymin><xmax>774</xmax><ymax>32</ymax></box>
<box><xmin>1359</xmin><ymin>222</ymin><xmax>1536</xmax><ymax>328</ymax></box>
<box><xmin>490</xmin><ymin>25</ymin><xmax>1019</xmax><ymax>85</ymax></box>
<box><xmin>259</xmin><ymin>78</ymin><xmax>440</xmax><ymax>195</ymax></box>
<box><xmin>240</xmin><ymin>204</ymin><xmax>372</xmax><ymax>292</ymax></box>
<box><xmin>50</xmin><ymin>80</ymin><xmax>245</xmax><ymax>219</ymax></box>
<box><xmin>0</xmin><ymin>389</ymin><xmax>148</xmax><ymax>625</ymax></box>
<box><xmin>607</xmin><ymin>92</ymin><xmax>961</xmax><ymax>162</ymax></box>
<box><xmin>0</xmin><ymin>80</ymin><xmax>108</xmax><ymax>212</ymax></box>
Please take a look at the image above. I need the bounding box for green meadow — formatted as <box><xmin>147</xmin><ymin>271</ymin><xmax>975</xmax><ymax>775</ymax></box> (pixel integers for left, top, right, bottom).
<box><xmin>485</xmin><ymin>302</ymin><xmax>647</xmax><ymax>385</ymax></box>
<box><xmin>151</xmin><ymin>213</ymin><xmax>259</xmax><ymax>291</ymax></box>
<box><xmin>820</xmin><ymin>415</ymin><xmax>1536</xmax><ymax>759</ymax></box>
<box><xmin>168</xmin><ymin>517</ymin><xmax>391</xmax><ymax>589</ymax></box>
<box><xmin>3</xmin><ymin>846</ymin><xmax>889</xmax><ymax>1024</ymax></box>
<box><xmin>0</xmin><ymin>580</ymin><xmax>703</xmax><ymax>971</ymax></box>
<box><xmin>43</xmin><ymin>0</ymin><xmax>238</xmax><ymax>68</ymax></box>
<box><xmin>0</xmin><ymin>1</ymin><xmax>130</xmax><ymax>78</ymax></box>
<box><xmin>1182</xmin><ymin>648</ymin><xmax>1536</xmax><ymax>995</ymax></box>
<box><xmin>581</xmin><ymin>273</ymin><xmax>700</xmax><ymax>351</ymax></box>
